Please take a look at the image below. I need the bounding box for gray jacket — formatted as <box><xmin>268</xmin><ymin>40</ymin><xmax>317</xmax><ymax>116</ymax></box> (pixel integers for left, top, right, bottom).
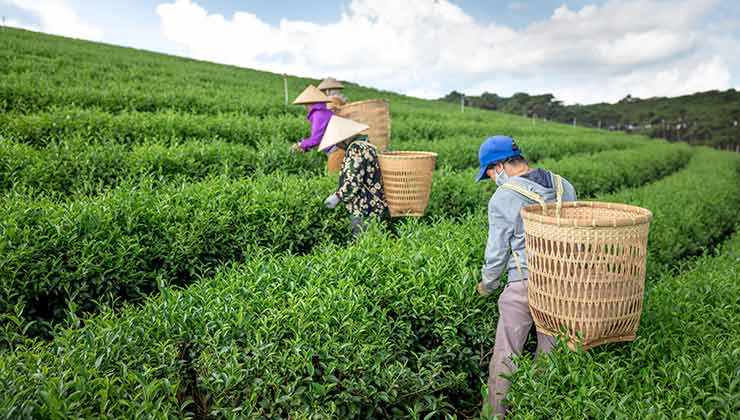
<box><xmin>481</xmin><ymin>170</ymin><xmax>577</xmax><ymax>292</ymax></box>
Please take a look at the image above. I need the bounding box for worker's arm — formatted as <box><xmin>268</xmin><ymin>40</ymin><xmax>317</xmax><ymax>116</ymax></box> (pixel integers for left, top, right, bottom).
<box><xmin>479</xmin><ymin>195</ymin><xmax>514</xmax><ymax>294</ymax></box>
<box><xmin>298</xmin><ymin>111</ymin><xmax>331</xmax><ymax>151</ymax></box>
<box><xmin>336</xmin><ymin>145</ymin><xmax>362</xmax><ymax>202</ymax></box>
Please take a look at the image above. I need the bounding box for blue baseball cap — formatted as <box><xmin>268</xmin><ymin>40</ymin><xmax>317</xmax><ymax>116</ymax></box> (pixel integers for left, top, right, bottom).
<box><xmin>475</xmin><ymin>135</ymin><xmax>522</xmax><ymax>182</ymax></box>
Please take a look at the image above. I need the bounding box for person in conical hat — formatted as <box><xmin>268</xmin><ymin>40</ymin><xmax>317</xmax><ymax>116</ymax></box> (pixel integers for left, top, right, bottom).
<box><xmin>318</xmin><ymin>77</ymin><xmax>347</xmax><ymax>111</ymax></box>
<box><xmin>291</xmin><ymin>85</ymin><xmax>333</xmax><ymax>152</ymax></box>
<box><xmin>322</xmin><ymin>115</ymin><xmax>389</xmax><ymax>235</ymax></box>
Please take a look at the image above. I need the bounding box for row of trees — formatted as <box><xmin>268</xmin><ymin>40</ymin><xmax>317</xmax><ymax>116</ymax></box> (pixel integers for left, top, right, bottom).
<box><xmin>442</xmin><ymin>89</ymin><xmax>740</xmax><ymax>149</ymax></box>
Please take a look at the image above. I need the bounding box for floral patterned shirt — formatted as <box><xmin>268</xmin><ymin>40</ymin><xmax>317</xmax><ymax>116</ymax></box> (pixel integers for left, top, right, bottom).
<box><xmin>337</xmin><ymin>136</ymin><xmax>389</xmax><ymax>218</ymax></box>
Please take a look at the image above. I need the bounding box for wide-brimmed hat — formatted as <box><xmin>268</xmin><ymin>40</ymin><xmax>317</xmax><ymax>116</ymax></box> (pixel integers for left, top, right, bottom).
<box><xmin>317</xmin><ymin>77</ymin><xmax>344</xmax><ymax>91</ymax></box>
<box><xmin>318</xmin><ymin>116</ymin><xmax>369</xmax><ymax>152</ymax></box>
<box><xmin>293</xmin><ymin>85</ymin><xmax>331</xmax><ymax>105</ymax></box>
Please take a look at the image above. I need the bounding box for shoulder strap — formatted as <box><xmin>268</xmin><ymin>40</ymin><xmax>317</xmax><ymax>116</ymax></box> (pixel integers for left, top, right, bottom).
<box><xmin>552</xmin><ymin>173</ymin><xmax>564</xmax><ymax>219</ymax></box>
<box><xmin>500</xmin><ymin>182</ymin><xmax>547</xmax><ymax>214</ymax></box>
<box><xmin>499</xmin><ymin>182</ymin><xmax>545</xmax><ymax>280</ymax></box>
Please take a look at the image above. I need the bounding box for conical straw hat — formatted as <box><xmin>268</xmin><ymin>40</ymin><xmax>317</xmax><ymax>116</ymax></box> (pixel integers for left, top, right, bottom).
<box><xmin>318</xmin><ymin>116</ymin><xmax>369</xmax><ymax>152</ymax></box>
<box><xmin>293</xmin><ymin>85</ymin><xmax>331</xmax><ymax>105</ymax></box>
<box><xmin>318</xmin><ymin>77</ymin><xmax>344</xmax><ymax>91</ymax></box>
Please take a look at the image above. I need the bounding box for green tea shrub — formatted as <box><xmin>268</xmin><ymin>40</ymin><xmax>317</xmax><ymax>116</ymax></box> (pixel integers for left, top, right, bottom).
<box><xmin>0</xmin><ymin>109</ymin><xmax>309</xmax><ymax>147</ymax></box>
<box><xmin>0</xmin><ymin>174</ymin><xmax>349</xmax><ymax>331</ymax></box>
<box><xmin>0</xmin><ymin>138</ymin><xmax>325</xmax><ymax>196</ymax></box>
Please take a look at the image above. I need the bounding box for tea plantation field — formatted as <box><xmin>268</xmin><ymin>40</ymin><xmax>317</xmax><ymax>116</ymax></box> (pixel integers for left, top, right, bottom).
<box><xmin>1</xmin><ymin>28</ymin><xmax>739</xmax><ymax>419</ymax></box>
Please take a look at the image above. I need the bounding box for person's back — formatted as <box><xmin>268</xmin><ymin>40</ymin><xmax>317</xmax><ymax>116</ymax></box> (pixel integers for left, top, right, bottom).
<box><xmin>484</xmin><ymin>167</ymin><xmax>576</xmax><ymax>284</ymax></box>
<box><xmin>474</xmin><ymin>135</ymin><xmax>577</xmax><ymax>419</ymax></box>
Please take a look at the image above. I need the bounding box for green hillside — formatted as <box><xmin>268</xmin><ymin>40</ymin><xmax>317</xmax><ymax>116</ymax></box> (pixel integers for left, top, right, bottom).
<box><xmin>1</xmin><ymin>28</ymin><xmax>739</xmax><ymax>419</ymax></box>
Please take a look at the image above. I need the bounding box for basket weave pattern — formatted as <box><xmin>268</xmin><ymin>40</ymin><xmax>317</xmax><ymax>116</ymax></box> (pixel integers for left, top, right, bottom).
<box><xmin>335</xmin><ymin>100</ymin><xmax>391</xmax><ymax>151</ymax></box>
<box><xmin>378</xmin><ymin>151</ymin><xmax>437</xmax><ymax>217</ymax></box>
<box><xmin>522</xmin><ymin>201</ymin><xmax>652</xmax><ymax>350</ymax></box>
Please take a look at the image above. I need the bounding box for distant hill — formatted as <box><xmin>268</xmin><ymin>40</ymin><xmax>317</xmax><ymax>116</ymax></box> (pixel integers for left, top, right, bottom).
<box><xmin>442</xmin><ymin>89</ymin><xmax>740</xmax><ymax>151</ymax></box>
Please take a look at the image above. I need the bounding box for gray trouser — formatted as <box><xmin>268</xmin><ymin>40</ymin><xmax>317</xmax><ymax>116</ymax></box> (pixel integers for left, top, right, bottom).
<box><xmin>486</xmin><ymin>280</ymin><xmax>555</xmax><ymax>419</ymax></box>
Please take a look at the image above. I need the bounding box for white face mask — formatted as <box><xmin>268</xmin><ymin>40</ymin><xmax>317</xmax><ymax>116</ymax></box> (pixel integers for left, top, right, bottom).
<box><xmin>495</xmin><ymin>167</ymin><xmax>509</xmax><ymax>187</ymax></box>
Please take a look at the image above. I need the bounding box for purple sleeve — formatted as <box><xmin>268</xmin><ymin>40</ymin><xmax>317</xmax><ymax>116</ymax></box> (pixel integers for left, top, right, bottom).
<box><xmin>299</xmin><ymin>109</ymin><xmax>332</xmax><ymax>151</ymax></box>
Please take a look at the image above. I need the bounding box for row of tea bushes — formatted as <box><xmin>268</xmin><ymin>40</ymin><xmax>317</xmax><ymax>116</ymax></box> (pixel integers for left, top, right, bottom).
<box><xmin>0</xmin><ymin>142</ymin><xmax>702</xmax><ymax>332</ymax></box>
<box><xmin>0</xmin><ymin>138</ymin><xmax>325</xmax><ymax>197</ymax></box>
<box><xmin>0</xmin><ymin>125</ymin><xmax>659</xmax><ymax>198</ymax></box>
<box><xmin>0</xmin><ymin>217</ymin><xmax>491</xmax><ymax>418</ymax></box>
<box><xmin>424</xmin><ymin>142</ymin><xmax>693</xmax><ymax>220</ymax></box>
<box><xmin>600</xmin><ymin>148</ymin><xmax>740</xmax><ymax>274</ymax></box>
<box><xmin>0</xmin><ymin>174</ymin><xmax>349</xmax><ymax>333</ymax></box>
<box><xmin>536</xmin><ymin>141</ymin><xmax>692</xmax><ymax>197</ymax></box>
<box><xmin>0</xmin><ymin>108</ymin><xmax>309</xmax><ymax>147</ymax></box>
<box><xmin>507</xmin><ymin>229</ymin><xmax>740</xmax><ymax>419</ymax></box>
<box><xmin>1</xmin><ymin>150</ymin><xmax>738</xmax><ymax>417</ymax></box>
<box><xmin>0</xmin><ymin>106</ymin><xmax>649</xmax><ymax>156</ymax></box>
<box><xmin>395</xmin><ymin>133</ymin><xmax>648</xmax><ymax>171</ymax></box>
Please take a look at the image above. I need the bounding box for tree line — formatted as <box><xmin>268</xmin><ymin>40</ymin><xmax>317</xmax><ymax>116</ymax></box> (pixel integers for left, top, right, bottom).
<box><xmin>441</xmin><ymin>89</ymin><xmax>740</xmax><ymax>150</ymax></box>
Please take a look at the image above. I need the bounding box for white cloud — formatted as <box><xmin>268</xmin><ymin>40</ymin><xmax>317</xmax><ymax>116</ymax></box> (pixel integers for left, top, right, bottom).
<box><xmin>2</xmin><ymin>0</ymin><xmax>102</xmax><ymax>41</ymax></box>
<box><xmin>156</xmin><ymin>0</ymin><xmax>735</xmax><ymax>103</ymax></box>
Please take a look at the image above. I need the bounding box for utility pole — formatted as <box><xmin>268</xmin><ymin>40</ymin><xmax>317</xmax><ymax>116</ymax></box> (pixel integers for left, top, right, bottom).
<box><xmin>283</xmin><ymin>74</ymin><xmax>288</xmax><ymax>109</ymax></box>
<box><xmin>460</xmin><ymin>94</ymin><xmax>464</xmax><ymax>113</ymax></box>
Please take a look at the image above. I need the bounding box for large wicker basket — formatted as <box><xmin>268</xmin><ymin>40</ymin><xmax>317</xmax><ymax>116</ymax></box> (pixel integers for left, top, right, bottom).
<box><xmin>378</xmin><ymin>151</ymin><xmax>437</xmax><ymax>217</ymax></box>
<box><xmin>335</xmin><ymin>99</ymin><xmax>391</xmax><ymax>151</ymax></box>
<box><xmin>521</xmin><ymin>201</ymin><xmax>652</xmax><ymax>350</ymax></box>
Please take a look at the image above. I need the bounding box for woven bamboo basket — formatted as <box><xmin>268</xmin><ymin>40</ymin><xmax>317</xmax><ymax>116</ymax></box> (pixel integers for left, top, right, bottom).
<box><xmin>326</xmin><ymin>148</ymin><xmax>345</xmax><ymax>174</ymax></box>
<box><xmin>378</xmin><ymin>151</ymin><xmax>437</xmax><ymax>217</ymax></box>
<box><xmin>521</xmin><ymin>201</ymin><xmax>652</xmax><ymax>350</ymax></box>
<box><xmin>335</xmin><ymin>99</ymin><xmax>391</xmax><ymax>151</ymax></box>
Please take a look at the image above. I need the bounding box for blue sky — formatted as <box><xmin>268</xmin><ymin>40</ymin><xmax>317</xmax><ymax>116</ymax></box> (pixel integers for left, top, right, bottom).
<box><xmin>3</xmin><ymin>0</ymin><xmax>739</xmax><ymax>103</ymax></box>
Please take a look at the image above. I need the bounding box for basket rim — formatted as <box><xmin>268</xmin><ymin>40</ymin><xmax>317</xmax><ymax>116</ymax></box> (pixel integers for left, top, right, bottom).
<box><xmin>521</xmin><ymin>200</ymin><xmax>652</xmax><ymax>227</ymax></box>
<box><xmin>340</xmin><ymin>99</ymin><xmax>389</xmax><ymax>107</ymax></box>
<box><xmin>380</xmin><ymin>151</ymin><xmax>438</xmax><ymax>160</ymax></box>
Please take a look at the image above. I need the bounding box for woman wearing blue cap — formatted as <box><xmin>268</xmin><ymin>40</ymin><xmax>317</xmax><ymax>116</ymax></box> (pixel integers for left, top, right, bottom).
<box><xmin>475</xmin><ymin>135</ymin><xmax>577</xmax><ymax>419</ymax></box>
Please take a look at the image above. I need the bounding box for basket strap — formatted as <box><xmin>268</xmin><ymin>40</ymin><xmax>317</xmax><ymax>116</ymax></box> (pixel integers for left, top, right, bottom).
<box><xmin>510</xmin><ymin>246</ymin><xmax>525</xmax><ymax>279</ymax></box>
<box><xmin>500</xmin><ymin>182</ymin><xmax>546</xmax><ymax>280</ymax></box>
<box><xmin>500</xmin><ymin>182</ymin><xmax>547</xmax><ymax>214</ymax></box>
<box><xmin>552</xmin><ymin>173</ymin><xmax>564</xmax><ymax>219</ymax></box>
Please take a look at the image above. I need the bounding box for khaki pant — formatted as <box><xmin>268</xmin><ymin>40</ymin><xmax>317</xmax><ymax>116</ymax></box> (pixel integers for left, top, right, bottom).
<box><xmin>486</xmin><ymin>280</ymin><xmax>555</xmax><ymax>419</ymax></box>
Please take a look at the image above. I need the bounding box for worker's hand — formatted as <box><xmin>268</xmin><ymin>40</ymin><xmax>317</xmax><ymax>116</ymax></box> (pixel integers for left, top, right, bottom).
<box><xmin>478</xmin><ymin>267</ymin><xmax>501</xmax><ymax>296</ymax></box>
<box><xmin>476</xmin><ymin>281</ymin><xmax>491</xmax><ymax>297</ymax></box>
<box><xmin>291</xmin><ymin>142</ymin><xmax>304</xmax><ymax>153</ymax></box>
<box><xmin>324</xmin><ymin>193</ymin><xmax>340</xmax><ymax>209</ymax></box>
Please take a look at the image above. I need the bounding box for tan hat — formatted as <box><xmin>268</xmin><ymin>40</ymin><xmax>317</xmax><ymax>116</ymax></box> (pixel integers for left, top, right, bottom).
<box><xmin>293</xmin><ymin>85</ymin><xmax>331</xmax><ymax>105</ymax></box>
<box><xmin>318</xmin><ymin>116</ymin><xmax>369</xmax><ymax>152</ymax></box>
<box><xmin>318</xmin><ymin>77</ymin><xmax>344</xmax><ymax>91</ymax></box>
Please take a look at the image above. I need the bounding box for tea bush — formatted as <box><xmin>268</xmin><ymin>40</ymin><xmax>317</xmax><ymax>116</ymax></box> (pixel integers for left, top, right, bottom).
<box><xmin>396</xmin><ymin>134</ymin><xmax>648</xmax><ymax>171</ymax></box>
<box><xmin>0</xmin><ymin>137</ymin><xmax>325</xmax><ymax>196</ymax></box>
<box><xmin>0</xmin><ymin>138</ymin><xmax>703</xmax><ymax>333</ymax></box>
<box><xmin>0</xmin><ymin>174</ymin><xmax>349</xmax><ymax>332</ymax></box>
<box><xmin>0</xmin><ymin>108</ymin><xmax>309</xmax><ymax>147</ymax></box>
<box><xmin>600</xmin><ymin>148</ymin><xmax>740</xmax><ymax>274</ymax></box>
<box><xmin>2</xmin><ymin>150</ymin><xmax>738</xmax><ymax>417</ymax></box>
<box><xmin>425</xmin><ymin>141</ymin><xmax>693</xmax><ymax>220</ymax></box>
<box><xmin>537</xmin><ymin>141</ymin><xmax>693</xmax><ymax>197</ymax></box>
